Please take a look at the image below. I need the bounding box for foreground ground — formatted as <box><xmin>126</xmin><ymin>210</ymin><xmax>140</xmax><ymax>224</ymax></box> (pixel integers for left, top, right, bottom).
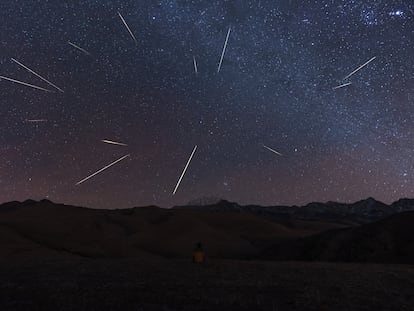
<box><xmin>0</xmin><ymin>258</ymin><xmax>412</xmax><ymax>311</ymax></box>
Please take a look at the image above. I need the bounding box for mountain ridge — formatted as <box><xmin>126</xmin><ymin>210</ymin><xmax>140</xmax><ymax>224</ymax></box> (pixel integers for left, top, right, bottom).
<box><xmin>175</xmin><ymin>197</ymin><xmax>414</xmax><ymax>224</ymax></box>
<box><xmin>3</xmin><ymin>197</ymin><xmax>414</xmax><ymax>224</ymax></box>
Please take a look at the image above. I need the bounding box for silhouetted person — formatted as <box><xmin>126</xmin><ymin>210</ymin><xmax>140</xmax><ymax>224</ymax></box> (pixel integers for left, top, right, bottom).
<box><xmin>192</xmin><ymin>242</ymin><xmax>205</xmax><ymax>264</ymax></box>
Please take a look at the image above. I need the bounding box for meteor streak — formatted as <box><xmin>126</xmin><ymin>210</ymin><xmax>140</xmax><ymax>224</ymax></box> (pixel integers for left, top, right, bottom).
<box><xmin>193</xmin><ymin>56</ymin><xmax>198</xmax><ymax>74</ymax></box>
<box><xmin>118</xmin><ymin>12</ymin><xmax>138</xmax><ymax>44</ymax></box>
<box><xmin>0</xmin><ymin>75</ymin><xmax>52</xmax><ymax>92</ymax></box>
<box><xmin>68</xmin><ymin>41</ymin><xmax>91</xmax><ymax>55</ymax></box>
<box><xmin>343</xmin><ymin>56</ymin><xmax>376</xmax><ymax>80</ymax></box>
<box><xmin>332</xmin><ymin>82</ymin><xmax>352</xmax><ymax>90</ymax></box>
<box><xmin>76</xmin><ymin>154</ymin><xmax>130</xmax><ymax>185</ymax></box>
<box><xmin>101</xmin><ymin>139</ymin><xmax>128</xmax><ymax>146</ymax></box>
<box><xmin>11</xmin><ymin>58</ymin><xmax>64</xmax><ymax>93</ymax></box>
<box><xmin>217</xmin><ymin>27</ymin><xmax>231</xmax><ymax>73</ymax></box>
<box><xmin>263</xmin><ymin>144</ymin><xmax>282</xmax><ymax>156</ymax></box>
<box><xmin>172</xmin><ymin>145</ymin><xmax>198</xmax><ymax>195</ymax></box>
<box><xmin>25</xmin><ymin>119</ymin><xmax>48</xmax><ymax>123</ymax></box>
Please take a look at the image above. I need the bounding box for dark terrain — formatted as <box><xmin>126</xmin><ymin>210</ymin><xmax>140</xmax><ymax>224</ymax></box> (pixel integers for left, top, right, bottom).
<box><xmin>0</xmin><ymin>199</ymin><xmax>413</xmax><ymax>310</ymax></box>
<box><xmin>1</xmin><ymin>258</ymin><xmax>413</xmax><ymax>311</ymax></box>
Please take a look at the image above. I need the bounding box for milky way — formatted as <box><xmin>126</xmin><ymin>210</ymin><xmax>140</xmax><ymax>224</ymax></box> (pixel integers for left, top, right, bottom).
<box><xmin>0</xmin><ymin>1</ymin><xmax>413</xmax><ymax>208</ymax></box>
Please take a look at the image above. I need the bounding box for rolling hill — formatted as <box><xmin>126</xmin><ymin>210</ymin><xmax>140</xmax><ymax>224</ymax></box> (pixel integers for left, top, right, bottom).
<box><xmin>0</xmin><ymin>199</ymin><xmax>337</xmax><ymax>259</ymax></box>
<box><xmin>0</xmin><ymin>198</ymin><xmax>413</xmax><ymax>264</ymax></box>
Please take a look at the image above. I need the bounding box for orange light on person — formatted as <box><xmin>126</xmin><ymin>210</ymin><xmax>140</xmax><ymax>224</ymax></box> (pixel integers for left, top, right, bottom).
<box><xmin>192</xmin><ymin>242</ymin><xmax>205</xmax><ymax>264</ymax></box>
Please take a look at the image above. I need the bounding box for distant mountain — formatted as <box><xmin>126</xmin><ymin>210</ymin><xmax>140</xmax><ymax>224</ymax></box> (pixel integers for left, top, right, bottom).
<box><xmin>186</xmin><ymin>196</ymin><xmax>224</xmax><ymax>206</ymax></box>
<box><xmin>175</xmin><ymin>197</ymin><xmax>414</xmax><ymax>224</ymax></box>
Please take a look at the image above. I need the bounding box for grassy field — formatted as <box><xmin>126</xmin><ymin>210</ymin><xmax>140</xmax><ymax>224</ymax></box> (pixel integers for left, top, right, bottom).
<box><xmin>0</xmin><ymin>258</ymin><xmax>412</xmax><ymax>310</ymax></box>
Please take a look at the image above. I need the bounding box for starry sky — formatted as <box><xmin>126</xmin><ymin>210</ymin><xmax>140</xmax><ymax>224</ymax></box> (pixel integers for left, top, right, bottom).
<box><xmin>0</xmin><ymin>0</ymin><xmax>413</xmax><ymax>209</ymax></box>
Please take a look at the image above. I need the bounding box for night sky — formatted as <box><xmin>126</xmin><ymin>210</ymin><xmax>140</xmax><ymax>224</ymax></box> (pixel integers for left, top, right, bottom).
<box><xmin>0</xmin><ymin>0</ymin><xmax>413</xmax><ymax>209</ymax></box>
